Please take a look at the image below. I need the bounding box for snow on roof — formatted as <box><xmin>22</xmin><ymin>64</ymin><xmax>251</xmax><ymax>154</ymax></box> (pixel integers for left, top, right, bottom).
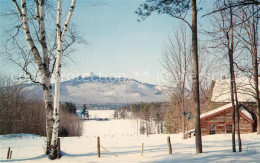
<box><xmin>240</xmin><ymin>106</ymin><xmax>254</xmax><ymax>122</ymax></box>
<box><xmin>200</xmin><ymin>103</ymin><xmax>233</xmax><ymax>119</ymax></box>
<box><xmin>200</xmin><ymin>103</ymin><xmax>254</xmax><ymax>123</ymax></box>
<box><xmin>211</xmin><ymin>77</ymin><xmax>256</xmax><ymax>103</ymax></box>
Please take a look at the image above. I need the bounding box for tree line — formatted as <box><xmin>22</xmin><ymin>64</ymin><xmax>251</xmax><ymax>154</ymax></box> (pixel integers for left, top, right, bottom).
<box><xmin>0</xmin><ymin>76</ymin><xmax>82</xmax><ymax>137</ymax></box>
<box><xmin>117</xmin><ymin>102</ymin><xmax>166</xmax><ymax>135</ymax></box>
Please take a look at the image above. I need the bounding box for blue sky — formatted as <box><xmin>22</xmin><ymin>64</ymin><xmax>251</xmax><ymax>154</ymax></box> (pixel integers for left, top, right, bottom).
<box><xmin>0</xmin><ymin>0</ymin><xmax>214</xmax><ymax>85</ymax></box>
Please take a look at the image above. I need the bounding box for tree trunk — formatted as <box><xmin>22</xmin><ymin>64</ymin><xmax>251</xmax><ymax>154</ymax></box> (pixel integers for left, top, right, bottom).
<box><xmin>42</xmin><ymin>77</ymin><xmax>53</xmax><ymax>154</ymax></box>
<box><xmin>49</xmin><ymin>0</ymin><xmax>76</xmax><ymax>159</ymax></box>
<box><xmin>49</xmin><ymin>43</ymin><xmax>62</xmax><ymax>159</ymax></box>
<box><xmin>228</xmin><ymin>48</ymin><xmax>236</xmax><ymax>152</ymax></box>
<box><xmin>38</xmin><ymin>0</ymin><xmax>54</xmax><ymax>154</ymax></box>
<box><xmin>157</xmin><ymin>122</ymin><xmax>160</xmax><ymax>134</ymax></box>
<box><xmin>233</xmin><ymin>80</ymin><xmax>242</xmax><ymax>152</ymax></box>
<box><xmin>146</xmin><ymin>120</ymin><xmax>149</xmax><ymax>137</ymax></box>
<box><xmin>161</xmin><ymin>122</ymin><xmax>163</xmax><ymax>133</ymax></box>
<box><xmin>225</xmin><ymin>4</ymin><xmax>236</xmax><ymax>152</ymax></box>
<box><xmin>254</xmin><ymin>51</ymin><xmax>260</xmax><ymax>134</ymax></box>
<box><xmin>13</xmin><ymin>0</ymin><xmax>53</xmax><ymax>155</ymax></box>
<box><xmin>231</xmin><ymin>36</ymin><xmax>241</xmax><ymax>152</ymax></box>
<box><xmin>49</xmin><ymin>0</ymin><xmax>63</xmax><ymax>158</ymax></box>
<box><xmin>228</xmin><ymin>4</ymin><xmax>241</xmax><ymax>152</ymax></box>
<box><xmin>182</xmin><ymin>91</ymin><xmax>185</xmax><ymax>139</ymax></box>
<box><xmin>191</xmin><ymin>0</ymin><xmax>202</xmax><ymax>154</ymax></box>
<box><xmin>252</xmin><ymin>6</ymin><xmax>260</xmax><ymax>134</ymax></box>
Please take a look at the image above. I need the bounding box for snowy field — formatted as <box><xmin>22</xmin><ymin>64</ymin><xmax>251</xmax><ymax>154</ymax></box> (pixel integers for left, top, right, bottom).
<box><xmin>1</xmin><ymin>119</ymin><xmax>260</xmax><ymax>162</ymax></box>
<box><xmin>88</xmin><ymin>110</ymin><xmax>115</xmax><ymax>119</ymax></box>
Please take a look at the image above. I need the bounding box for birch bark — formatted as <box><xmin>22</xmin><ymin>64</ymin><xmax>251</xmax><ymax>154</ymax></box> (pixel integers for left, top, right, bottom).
<box><xmin>13</xmin><ymin>0</ymin><xmax>54</xmax><ymax>154</ymax></box>
<box><xmin>49</xmin><ymin>0</ymin><xmax>76</xmax><ymax>159</ymax></box>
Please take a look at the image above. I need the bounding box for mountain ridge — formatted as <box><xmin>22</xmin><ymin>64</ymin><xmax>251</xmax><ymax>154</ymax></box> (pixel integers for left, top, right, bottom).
<box><xmin>26</xmin><ymin>73</ymin><xmax>170</xmax><ymax>106</ymax></box>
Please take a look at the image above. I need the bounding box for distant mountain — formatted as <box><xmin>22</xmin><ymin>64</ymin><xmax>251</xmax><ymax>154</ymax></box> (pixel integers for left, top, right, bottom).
<box><xmin>26</xmin><ymin>72</ymin><xmax>170</xmax><ymax>106</ymax></box>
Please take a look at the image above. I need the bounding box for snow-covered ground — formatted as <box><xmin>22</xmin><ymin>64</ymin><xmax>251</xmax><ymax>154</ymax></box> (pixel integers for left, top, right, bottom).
<box><xmin>1</xmin><ymin>119</ymin><xmax>260</xmax><ymax>162</ymax></box>
<box><xmin>88</xmin><ymin>110</ymin><xmax>115</xmax><ymax>119</ymax></box>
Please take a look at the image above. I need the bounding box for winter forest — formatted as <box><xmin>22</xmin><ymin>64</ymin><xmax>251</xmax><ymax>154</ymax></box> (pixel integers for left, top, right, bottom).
<box><xmin>2</xmin><ymin>0</ymin><xmax>260</xmax><ymax>162</ymax></box>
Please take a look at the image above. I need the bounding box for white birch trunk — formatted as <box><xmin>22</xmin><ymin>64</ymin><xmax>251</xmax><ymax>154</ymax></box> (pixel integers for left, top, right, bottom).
<box><xmin>49</xmin><ymin>0</ymin><xmax>76</xmax><ymax>159</ymax></box>
<box><xmin>38</xmin><ymin>0</ymin><xmax>54</xmax><ymax>154</ymax></box>
<box><xmin>42</xmin><ymin>75</ymin><xmax>53</xmax><ymax>154</ymax></box>
<box><xmin>19</xmin><ymin>0</ymin><xmax>43</xmax><ymax>68</ymax></box>
<box><xmin>14</xmin><ymin>0</ymin><xmax>53</xmax><ymax>154</ymax></box>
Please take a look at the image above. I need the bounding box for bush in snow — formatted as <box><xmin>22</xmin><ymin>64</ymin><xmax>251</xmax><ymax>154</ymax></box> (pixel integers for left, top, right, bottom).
<box><xmin>0</xmin><ymin>76</ymin><xmax>82</xmax><ymax>137</ymax></box>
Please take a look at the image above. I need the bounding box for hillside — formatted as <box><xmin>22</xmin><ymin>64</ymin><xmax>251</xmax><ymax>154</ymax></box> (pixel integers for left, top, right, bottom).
<box><xmin>26</xmin><ymin>73</ymin><xmax>170</xmax><ymax>106</ymax></box>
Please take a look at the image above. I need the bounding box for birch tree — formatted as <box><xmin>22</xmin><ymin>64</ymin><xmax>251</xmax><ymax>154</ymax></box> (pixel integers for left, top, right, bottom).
<box><xmin>50</xmin><ymin>0</ymin><xmax>76</xmax><ymax>159</ymax></box>
<box><xmin>11</xmin><ymin>0</ymin><xmax>54</xmax><ymax>154</ymax></box>
<box><xmin>7</xmin><ymin>0</ymin><xmax>78</xmax><ymax>157</ymax></box>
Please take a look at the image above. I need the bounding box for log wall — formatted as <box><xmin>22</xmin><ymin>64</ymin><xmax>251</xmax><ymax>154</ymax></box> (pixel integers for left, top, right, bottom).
<box><xmin>201</xmin><ymin>109</ymin><xmax>253</xmax><ymax>135</ymax></box>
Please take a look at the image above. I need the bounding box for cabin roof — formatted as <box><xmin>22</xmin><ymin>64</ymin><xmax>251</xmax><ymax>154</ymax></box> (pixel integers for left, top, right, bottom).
<box><xmin>200</xmin><ymin>103</ymin><xmax>254</xmax><ymax>123</ymax></box>
<box><xmin>211</xmin><ymin>78</ymin><xmax>256</xmax><ymax>103</ymax></box>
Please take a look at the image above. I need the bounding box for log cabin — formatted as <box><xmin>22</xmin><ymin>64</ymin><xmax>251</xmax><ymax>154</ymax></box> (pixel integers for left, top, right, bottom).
<box><xmin>200</xmin><ymin>103</ymin><xmax>254</xmax><ymax>135</ymax></box>
<box><xmin>200</xmin><ymin>77</ymin><xmax>257</xmax><ymax>135</ymax></box>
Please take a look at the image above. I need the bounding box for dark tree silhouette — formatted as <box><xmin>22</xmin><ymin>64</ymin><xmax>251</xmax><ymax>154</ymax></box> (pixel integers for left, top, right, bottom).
<box><xmin>136</xmin><ymin>0</ymin><xmax>202</xmax><ymax>154</ymax></box>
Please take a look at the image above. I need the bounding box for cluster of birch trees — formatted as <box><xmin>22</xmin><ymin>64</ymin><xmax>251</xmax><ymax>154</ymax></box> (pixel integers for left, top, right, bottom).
<box><xmin>1</xmin><ymin>0</ymin><xmax>77</xmax><ymax>159</ymax></box>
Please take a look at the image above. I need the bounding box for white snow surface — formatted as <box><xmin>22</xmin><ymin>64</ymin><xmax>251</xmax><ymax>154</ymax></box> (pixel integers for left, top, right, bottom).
<box><xmin>240</xmin><ymin>107</ymin><xmax>254</xmax><ymax>122</ymax></box>
<box><xmin>200</xmin><ymin>103</ymin><xmax>233</xmax><ymax>119</ymax></box>
<box><xmin>81</xmin><ymin>72</ymin><xmax>96</xmax><ymax>78</ymax></box>
<box><xmin>88</xmin><ymin>110</ymin><xmax>115</xmax><ymax>119</ymax></box>
<box><xmin>211</xmin><ymin>78</ymin><xmax>256</xmax><ymax>102</ymax></box>
<box><xmin>1</xmin><ymin>111</ymin><xmax>260</xmax><ymax>162</ymax></box>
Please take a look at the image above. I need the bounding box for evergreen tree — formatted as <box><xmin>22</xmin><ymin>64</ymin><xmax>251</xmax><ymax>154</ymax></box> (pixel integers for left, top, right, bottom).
<box><xmin>61</xmin><ymin>102</ymin><xmax>77</xmax><ymax>114</ymax></box>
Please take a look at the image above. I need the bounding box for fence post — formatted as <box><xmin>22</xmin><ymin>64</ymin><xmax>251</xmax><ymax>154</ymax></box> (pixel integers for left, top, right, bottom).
<box><xmin>57</xmin><ymin>138</ymin><xmax>61</xmax><ymax>159</ymax></box>
<box><xmin>7</xmin><ymin>147</ymin><xmax>10</xmax><ymax>159</ymax></box>
<box><xmin>141</xmin><ymin>143</ymin><xmax>144</xmax><ymax>156</ymax></box>
<box><xmin>97</xmin><ymin>137</ymin><xmax>100</xmax><ymax>158</ymax></box>
<box><xmin>167</xmin><ymin>136</ymin><xmax>172</xmax><ymax>154</ymax></box>
<box><xmin>10</xmin><ymin>151</ymin><xmax>12</xmax><ymax>159</ymax></box>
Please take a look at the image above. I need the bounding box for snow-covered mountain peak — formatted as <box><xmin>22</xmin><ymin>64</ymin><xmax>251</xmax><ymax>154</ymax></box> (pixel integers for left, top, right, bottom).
<box><xmin>81</xmin><ymin>72</ymin><xmax>96</xmax><ymax>78</ymax></box>
<box><xmin>27</xmin><ymin>73</ymin><xmax>170</xmax><ymax>105</ymax></box>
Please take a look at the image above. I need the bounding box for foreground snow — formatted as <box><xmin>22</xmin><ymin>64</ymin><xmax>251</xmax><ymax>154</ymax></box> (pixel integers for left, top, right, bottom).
<box><xmin>1</xmin><ymin>119</ymin><xmax>260</xmax><ymax>162</ymax></box>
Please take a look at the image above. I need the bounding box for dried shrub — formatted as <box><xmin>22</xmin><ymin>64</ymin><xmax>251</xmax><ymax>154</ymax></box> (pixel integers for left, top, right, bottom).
<box><xmin>0</xmin><ymin>76</ymin><xmax>82</xmax><ymax>137</ymax></box>
<box><xmin>59</xmin><ymin>107</ymin><xmax>82</xmax><ymax>137</ymax></box>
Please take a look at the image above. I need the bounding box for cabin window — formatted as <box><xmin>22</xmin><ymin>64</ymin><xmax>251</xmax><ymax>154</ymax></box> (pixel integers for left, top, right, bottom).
<box><xmin>209</xmin><ymin>124</ymin><xmax>216</xmax><ymax>135</ymax></box>
<box><xmin>226</xmin><ymin>125</ymin><xmax>232</xmax><ymax>133</ymax></box>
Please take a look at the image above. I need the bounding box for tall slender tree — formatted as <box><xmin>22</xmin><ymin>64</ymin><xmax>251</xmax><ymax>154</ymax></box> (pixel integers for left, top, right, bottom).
<box><xmin>136</xmin><ymin>0</ymin><xmax>202</xmax><ymax>153</ymax></box>
<box><xmin>209</xmin><ymin>0</ymin><xmax>243</xmax><ymax>152</ymax></box>
<box><xmin>162</xmin><ymin>26</ymin><xmax>192</xmax><ymax>138</ymax></box>
<box><xmin>49</xmin><ymin>0</ymin><xmax>76</xmax><ymax>159</ymax></box>
<box><xmin>237</xmin><ymin>5</ymin><xmax>260</xmax><ymax>134</ymax></box>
